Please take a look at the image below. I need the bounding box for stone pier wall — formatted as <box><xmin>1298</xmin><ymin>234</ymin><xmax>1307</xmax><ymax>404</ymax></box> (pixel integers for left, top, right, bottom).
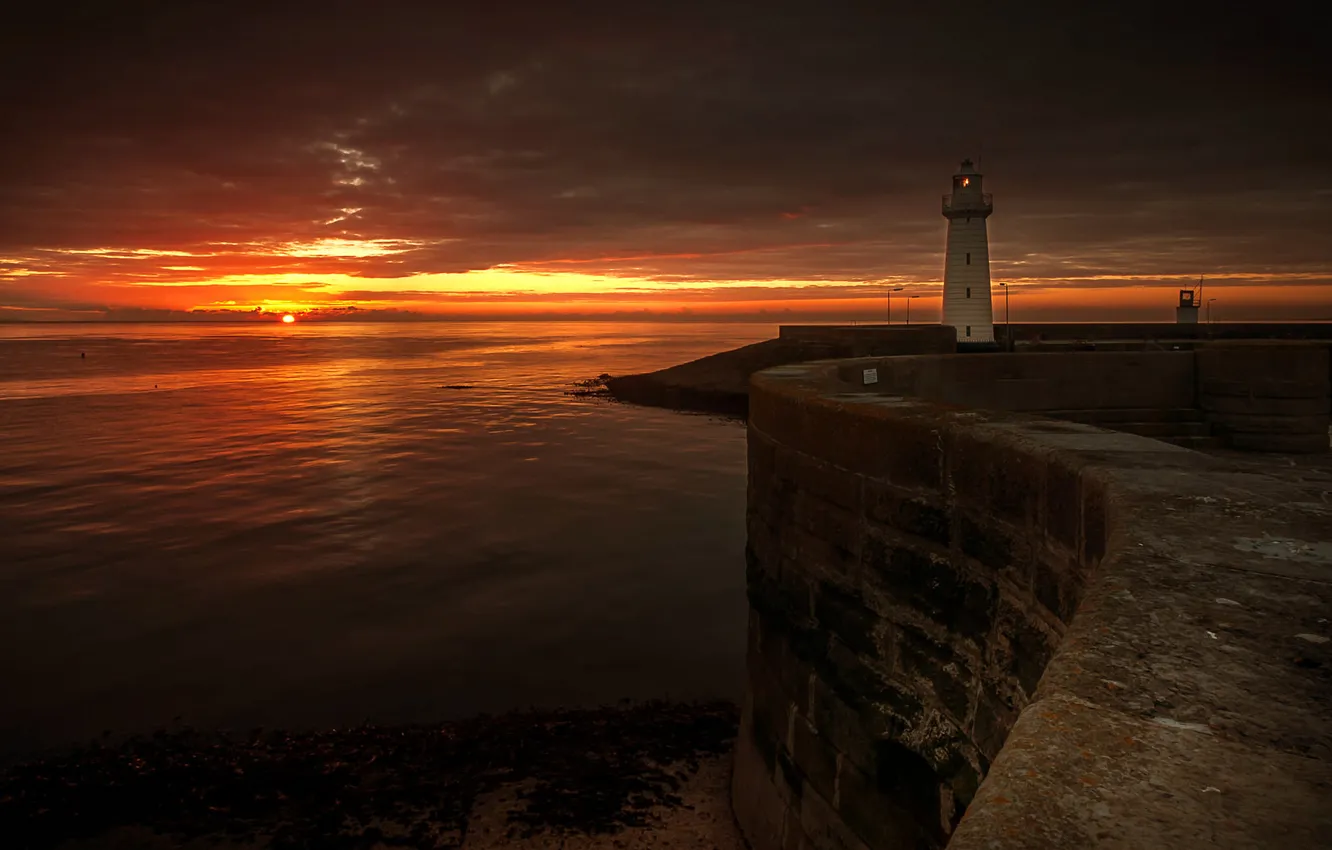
<box><xmin>995</xmin><ymin>321</ymin><xmax>1332</xmax><ymax>345</ymax></box>
<box><xmin>777</xmin><ymin>325</ymin><xmax>958</xmax><ymax>355</ymax></box>
<box><xmin>1196</xmin><ymin>342</ymin><xmax>1331</xmax><ymax>453</ymax></box>
<box><xmin>834</xmin><ymin>351</ymin><xmax>1196</xmax><ymax>412</ymax></box>
<box><xmin>831</xmin><ymin>344</ymin><xmax>1330</xmax><ymax>453</ymax></box>
<box><xmin>605</xmin><ymin>326</ymin><xmax>956</xmax><ymax>418</ymax></box>
<box><xmin>733</xmin><ymin>356</ymin><xmax>1332</xmax><ymax>850</ymax></box>
<box><xmin>734</xmin><ymin>367</ymin><xmax>1107</xmax><ymax>849</ymax></box>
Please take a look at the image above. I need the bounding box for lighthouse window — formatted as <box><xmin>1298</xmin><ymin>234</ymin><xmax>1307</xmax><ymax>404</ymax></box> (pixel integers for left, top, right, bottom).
<box><xmin>966</xmin><ymin>253</ymin><xmax>971</xmax><ymax>265</ymax></box>
<box><xmin>966</xmin><ymin>326</ymin><xmax>972</xmax><ymax>337</ymax></box>
<box><xmin>966</xmin><ymin>287</ymin><xmax>971</xmax><ymax>298</ymax></box>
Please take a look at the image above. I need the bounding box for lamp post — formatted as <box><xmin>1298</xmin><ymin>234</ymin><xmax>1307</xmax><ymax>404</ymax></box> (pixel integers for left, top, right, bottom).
<box><xmin>999</xmin><ymin>282</ymin><xmax>1011</xmax><ymax>351</ymax></box>
<box><xmin>1207</xmin><ymin>297</ymin><xmax>1216</xmax><ymax>325</ymax></box>
<box><xmin>906</xmin><ymin>295</ymin><xmax>920</xmax><ymax>325</ymax></box>
<box><xmin>887</xmin><ymin>286</ymin><xmax>904</xmax><ymax>324</ymax></box>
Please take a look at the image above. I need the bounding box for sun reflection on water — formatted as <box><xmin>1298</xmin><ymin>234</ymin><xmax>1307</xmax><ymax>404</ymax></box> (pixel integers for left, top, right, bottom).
<box><xmin>0</xmin><ymin>321</ymin><xmax>774</xmax><ymax>755</ymax></box>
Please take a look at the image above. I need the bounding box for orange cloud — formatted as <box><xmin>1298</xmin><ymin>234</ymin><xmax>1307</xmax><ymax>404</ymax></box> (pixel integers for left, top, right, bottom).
<box><xmin>4</xmin><ymin>235</ymin><xmax>1330</xmax><ymax>322</ymax></box>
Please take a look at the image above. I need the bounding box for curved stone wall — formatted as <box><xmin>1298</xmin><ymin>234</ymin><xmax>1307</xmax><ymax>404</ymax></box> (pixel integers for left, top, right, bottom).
<box><xmin>605</xmin><ymin>326</ymin><xmax>957</xmax><ymax>418</ymax></box>
<box><xmin>733</xmin><ymin>356</ymin><xmax>1332</xmax><ymax>850</ymax></box>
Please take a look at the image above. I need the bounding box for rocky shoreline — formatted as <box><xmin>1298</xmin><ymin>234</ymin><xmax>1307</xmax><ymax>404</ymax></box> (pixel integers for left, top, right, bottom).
<box><xmin>1</xmin><ymin>701</ymin><xmax>741</xmax><ymax>850</ymax></box>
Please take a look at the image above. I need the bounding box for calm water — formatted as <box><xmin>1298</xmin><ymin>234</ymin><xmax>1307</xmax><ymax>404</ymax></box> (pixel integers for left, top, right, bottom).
<box><xmin>0</xmin><ymin>321</ymin><xmax>773</xmax><ymax>757</ymax></box>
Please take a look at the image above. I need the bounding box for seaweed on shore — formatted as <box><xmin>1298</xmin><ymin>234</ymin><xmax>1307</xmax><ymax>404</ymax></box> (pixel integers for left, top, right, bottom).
<box><xmin>0</xmin><ymin>700</ymin><xmax>738</xmax><ymax>850</ymax></box>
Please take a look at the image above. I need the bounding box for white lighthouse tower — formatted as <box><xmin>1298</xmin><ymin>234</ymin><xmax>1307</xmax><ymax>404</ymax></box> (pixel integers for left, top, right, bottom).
<box><xmin>941</xmin><ymin>159</ymin><xmax>996</xmax><ymax>348</ymax></box>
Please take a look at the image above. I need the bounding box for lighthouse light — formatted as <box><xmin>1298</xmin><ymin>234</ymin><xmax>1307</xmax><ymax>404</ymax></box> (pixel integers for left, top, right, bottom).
<box><xmin>960</xmin><ymin>177</ymin><xmax>971</xmax><ymax>187</ymax></box>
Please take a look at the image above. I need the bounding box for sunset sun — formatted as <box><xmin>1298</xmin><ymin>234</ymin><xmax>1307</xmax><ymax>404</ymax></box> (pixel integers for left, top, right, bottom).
<box><xmin>282</xmin><ymin>314</ymin><xmax>295</xmax><ymax>323</ymax></box>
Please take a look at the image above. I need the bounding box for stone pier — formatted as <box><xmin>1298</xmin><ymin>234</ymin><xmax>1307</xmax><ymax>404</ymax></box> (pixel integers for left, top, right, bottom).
<box><xmin>733</xmin><ymin>348</ymin><xmax>1332</xmax><ymax>849</ymax></box>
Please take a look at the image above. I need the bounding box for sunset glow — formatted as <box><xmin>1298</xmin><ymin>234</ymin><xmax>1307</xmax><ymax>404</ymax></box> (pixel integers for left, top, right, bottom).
<box><xmin>1</xmin><ymin>5</ymin><xmax>1326</xmax><ymax>324</ymax></box>
<box><xmin>3</xmin><ymin>246</ymin><xmax>1328</xmax><ymax>323</ymax></box>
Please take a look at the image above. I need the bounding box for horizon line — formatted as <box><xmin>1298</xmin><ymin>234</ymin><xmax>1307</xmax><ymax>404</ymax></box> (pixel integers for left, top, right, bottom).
<box><xmin>4</xmin><ymin>317</ymin><xmax>1332</xmax><ymax>326</ymax></box>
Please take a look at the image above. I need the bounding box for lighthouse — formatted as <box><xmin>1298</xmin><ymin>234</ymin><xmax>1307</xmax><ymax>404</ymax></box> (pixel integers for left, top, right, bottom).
<box><xmin>941</xmin><ymin>159</ymin><xmax>996</xmax><ymax>349</ymax></box>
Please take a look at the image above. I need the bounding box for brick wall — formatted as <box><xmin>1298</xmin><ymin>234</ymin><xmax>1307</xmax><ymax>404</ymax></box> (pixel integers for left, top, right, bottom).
<box><xmin>734</xmin><ymin>378</ymin><xmax>1110</xmax><ymax>850</ymax></box>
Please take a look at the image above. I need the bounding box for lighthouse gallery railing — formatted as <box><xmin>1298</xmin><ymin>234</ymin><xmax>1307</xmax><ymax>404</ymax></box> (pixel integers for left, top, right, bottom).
<box><xmin>942</xmin><ymin>193</ymin><xmax>993</xmax><ymax>216</ymax></box>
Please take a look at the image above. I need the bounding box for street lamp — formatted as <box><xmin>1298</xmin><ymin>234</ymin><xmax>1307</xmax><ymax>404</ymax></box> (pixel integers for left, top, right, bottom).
<box><xmin>1207</xmin><ymin>297</ymin><xmax>1217</xmax><ymax>325</ymax></box>
<box><xmin>998</xmin><ymin>282</ymin><xmax>1011</xmax><ymax>351</ymax></box>
<box><xmin>906</xmin><ymin>295</ymin><xmax>920</xmax><ymax>325</ymax></box>
<box><xmin>887</xmin><ymin>286</ymin><xmax>904</xmax><ymax>324</ymax></box>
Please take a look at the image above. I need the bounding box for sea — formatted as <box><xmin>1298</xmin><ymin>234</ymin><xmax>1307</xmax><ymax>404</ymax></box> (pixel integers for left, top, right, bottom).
<box><xmin>0</xmin><ymin>321</ymin><xmax>774</xmax><ymax>759</ymax></box>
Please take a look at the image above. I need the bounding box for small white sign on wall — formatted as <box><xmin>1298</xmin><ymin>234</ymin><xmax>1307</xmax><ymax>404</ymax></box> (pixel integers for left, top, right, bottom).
<box><xmin>862</xmin><ymin>368</ymin><xmax>879</xmax><ymax>385</ymax></box>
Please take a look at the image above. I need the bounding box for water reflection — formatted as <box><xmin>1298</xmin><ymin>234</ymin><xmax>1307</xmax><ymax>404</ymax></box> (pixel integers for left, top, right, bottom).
<box><xmin>0</xmin><ymin>322</ymin><xmax>773</xmax><ymax>757</ymax></box>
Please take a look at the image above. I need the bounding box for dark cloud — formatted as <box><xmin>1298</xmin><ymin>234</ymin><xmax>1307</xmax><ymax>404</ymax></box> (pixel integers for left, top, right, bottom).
<box><xmin>1</xmin><ymin>1</ymin><xmax>1328</xmax><ymax>313</ymax></box>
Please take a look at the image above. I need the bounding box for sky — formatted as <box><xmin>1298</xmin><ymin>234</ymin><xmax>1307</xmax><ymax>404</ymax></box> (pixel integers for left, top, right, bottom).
<box><xmin>1</xmin><ymin>2</ymin><xmax>1329</xmax><ymax>323</ymax></box>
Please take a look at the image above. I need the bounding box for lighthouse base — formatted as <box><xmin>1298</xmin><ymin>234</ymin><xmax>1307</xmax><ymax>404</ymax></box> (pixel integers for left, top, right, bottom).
<box><xmin>956</xmin><ymin>341</ymin><xmax>1002</xmax><ymax>353</ymax></box>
